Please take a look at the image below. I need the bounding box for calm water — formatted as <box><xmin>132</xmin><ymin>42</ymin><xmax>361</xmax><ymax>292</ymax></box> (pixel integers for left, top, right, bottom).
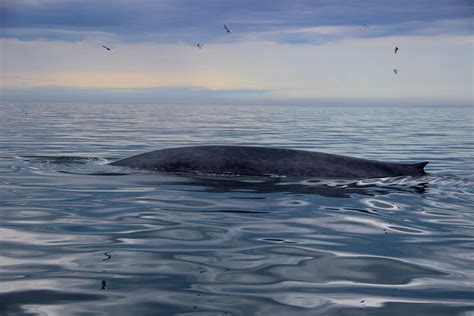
<box><xmin>0</xmin><ymin>102</ymin><xmax>473</xmax><ymax>315</ymax></box>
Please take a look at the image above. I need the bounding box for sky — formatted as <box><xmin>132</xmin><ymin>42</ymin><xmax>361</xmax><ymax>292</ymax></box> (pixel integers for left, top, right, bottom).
<box><xmin>0</xmin><ymin>0</ymin><xmax>473</xmax><ymax>105</ymax></box>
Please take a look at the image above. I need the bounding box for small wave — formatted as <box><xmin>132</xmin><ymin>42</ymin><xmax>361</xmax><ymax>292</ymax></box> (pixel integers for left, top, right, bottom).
<box><xmin>17</xmin><ymin>155</ymin><xmax>125</xmax><ymax>176</ymax></box>
<box><xmin>19</xmin><ymin>155</ymin><xmax>109</xmax><ymax>164</ymax></box>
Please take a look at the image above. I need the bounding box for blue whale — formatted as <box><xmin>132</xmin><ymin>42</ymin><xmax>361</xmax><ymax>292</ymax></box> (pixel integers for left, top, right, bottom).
<box><xmin>111</xmin><ymin>146</ymin><xmax>428</xmax><ymax>179</ymax></box>
<box><xmin>110</xmin><ymin>145</ymin><xmax>428</xmax><ymax>179</ymax></box>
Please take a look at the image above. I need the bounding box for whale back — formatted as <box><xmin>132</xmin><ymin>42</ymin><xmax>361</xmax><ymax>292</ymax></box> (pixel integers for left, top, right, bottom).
<box><xmin>110</xmin><ymin>145</ymin><xmax>428</xmax><ymax>178</ymax></box>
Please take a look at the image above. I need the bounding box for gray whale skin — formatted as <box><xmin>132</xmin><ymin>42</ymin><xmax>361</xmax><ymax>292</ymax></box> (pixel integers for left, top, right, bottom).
<box><xmin>110</xmin><ymin>145</ymin><xmax>428</xmax><ymax>179</ymax></box>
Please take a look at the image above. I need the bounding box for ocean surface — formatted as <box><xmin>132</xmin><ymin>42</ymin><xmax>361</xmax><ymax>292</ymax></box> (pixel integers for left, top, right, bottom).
<box><xmin>0</xmin><ymin>102</ymin><xmax>473</xmax><ymax>315</ymax></box>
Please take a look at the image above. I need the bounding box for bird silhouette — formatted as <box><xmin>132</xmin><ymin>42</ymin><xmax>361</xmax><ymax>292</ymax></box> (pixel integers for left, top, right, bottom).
<box><xmin>363</xmin><ymin>24</ymin><xmax>370</xmax><ymax>28</ymax></box>
<box><xmin>394</xmin><ymin>46</ymin><xmax>399</xmax><ymax>54</ymax></box>
<box><xmin>393</xmin><ymin>68</ymin><xmax>398</xmax><ymax>74</ymax></box>
<box><xmin>197</xmin><ymin>43</ymin><xmax>204</xmax><ymax>49</ymax></box>
<box><xmin>224</xmin><ymin>24</ymin><xmax>231</xmax><ymax>33</ymax></box>
<box><xmin>102</xmin><ymin>45</ymin><xmax>112</xmax><ymax>51</ymax></box>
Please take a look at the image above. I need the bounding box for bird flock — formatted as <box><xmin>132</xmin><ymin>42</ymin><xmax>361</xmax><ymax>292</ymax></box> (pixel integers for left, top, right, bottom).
<box><xmin>196</xmin><ymin>25</ymin><xmax>231</xmax><ymax>50</ymax></box>
<box><xmin>102</xmin><ymin>24</ymin><xmax>401</xmax><ymax>75</ymax></box>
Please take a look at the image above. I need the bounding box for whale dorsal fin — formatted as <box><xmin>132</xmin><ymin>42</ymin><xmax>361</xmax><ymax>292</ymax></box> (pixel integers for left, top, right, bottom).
<box><xmin>411</xmin><ymin>161</ymin><xmax>429</xmax><ymax>170</ymax></box>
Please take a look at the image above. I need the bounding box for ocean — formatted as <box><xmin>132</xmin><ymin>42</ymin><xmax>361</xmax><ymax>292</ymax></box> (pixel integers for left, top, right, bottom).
<box><xmin>0</xmin><ymin>102</ymin><xmax>473</xmax><ymax>315</ymax></box>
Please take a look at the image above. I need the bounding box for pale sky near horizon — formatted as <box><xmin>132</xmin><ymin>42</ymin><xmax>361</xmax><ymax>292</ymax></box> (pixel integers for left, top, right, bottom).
<box><xmin>1</xmin><ymin>0</ymin><xmax>473</xmax><ymax>105</ymax></box>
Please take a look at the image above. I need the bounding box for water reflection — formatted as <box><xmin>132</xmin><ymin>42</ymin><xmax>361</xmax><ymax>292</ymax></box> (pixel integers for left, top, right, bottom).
<box><xmin>170</xmin><ymin>175</ymin><xmax>429</xmax><ymax>198</ymax></box>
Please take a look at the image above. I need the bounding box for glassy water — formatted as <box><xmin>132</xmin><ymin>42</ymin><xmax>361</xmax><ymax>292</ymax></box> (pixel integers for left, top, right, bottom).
<box><xmin>0</xmin><ymin>102</ymin><xmax>473</xmax><ymax>315</ymax></box>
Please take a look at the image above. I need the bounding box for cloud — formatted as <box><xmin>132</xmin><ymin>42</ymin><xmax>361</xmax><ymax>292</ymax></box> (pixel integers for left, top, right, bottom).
<box><xmin>1</xmin><ymin>0</ymin><xmax>471</xmax><ymax>43</ymax></box>
<box><xmin>247</xmin><ymin>18</ymin><xmax>473</xmax><ymax>45</ymax></box>
<box><xmin>0</xmin><ymin>85</ymin><xmax>274</xmax><ymax>104</ymax></box>
<box><xmin>1</xmin><ymin>1</ymin><xmax>472</xmax><ymax>105</ymax></box>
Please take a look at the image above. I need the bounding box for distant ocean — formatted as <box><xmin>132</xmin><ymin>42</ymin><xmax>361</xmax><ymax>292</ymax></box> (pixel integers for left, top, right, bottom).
<box><xmin>1</xmin><ymin>102</ymin><xmax>473</xmax><ymax>315</ymax></box>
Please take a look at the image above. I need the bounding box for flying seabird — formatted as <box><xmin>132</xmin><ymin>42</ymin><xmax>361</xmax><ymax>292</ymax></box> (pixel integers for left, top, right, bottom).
<box><xmin>102</xmin><ymin>45</ymin><xmax>112</xmax><ymax>51</ymax></box>
<box><xmin>224</xmin><ymin>24</ymin><xmax>231</xmax><ymax>33</ymax></box>
<box><xmin>363</xmin><ymin>23</ymin><xmax>370</xmax><ymax>28</ymax></box>
<box><xmin>393</xmin><ymin>68</ymin><xmax>398</xmax><ymax>74</ymax></box>
<box><xmin>394</xmin><ymin>46</ymin><xmax>399</xmax><ymax>54</ymax></box>
<box><xmin>197</xmin><ymin>43</ymin><xmax>204</xmax><ymax>49</ymax></box>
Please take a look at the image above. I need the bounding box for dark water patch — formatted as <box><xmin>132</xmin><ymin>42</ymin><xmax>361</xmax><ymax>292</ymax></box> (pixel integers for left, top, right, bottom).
<box><xmin>346</xmin><ymin>208</ymin><xmax>376</xmax><ymax>215</ymax></box>
<box><xmin>143</xmin><ymin>198</ymin><xmax>215</xmax><ymax>207</ymax></box>
<box><xmin>58</xmin><ymin>170</ymin><xmax>131</xmax><ymax>176</ymax></box>
<box><xmin>0</xmin><ymin>290</ymin><xmax>106</xmax><ymax>315</ymax></box>
<box><xmin>202</xmin><ymin>209</ymin><xmax>270</xmax><ymax>214</ymax></box>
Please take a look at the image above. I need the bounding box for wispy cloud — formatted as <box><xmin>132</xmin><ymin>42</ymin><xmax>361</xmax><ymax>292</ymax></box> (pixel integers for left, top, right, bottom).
<box><xmin>240</xmin><ymin>17</ymin><xmax>473</xmax><ymax>45</ymax></box>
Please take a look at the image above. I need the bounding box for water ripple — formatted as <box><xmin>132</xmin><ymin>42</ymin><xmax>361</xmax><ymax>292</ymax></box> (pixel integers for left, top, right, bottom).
<box><xmin>0</xmin><ymin>103</ymin><xmax>473</xmax><ymax>314</ymax></box>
